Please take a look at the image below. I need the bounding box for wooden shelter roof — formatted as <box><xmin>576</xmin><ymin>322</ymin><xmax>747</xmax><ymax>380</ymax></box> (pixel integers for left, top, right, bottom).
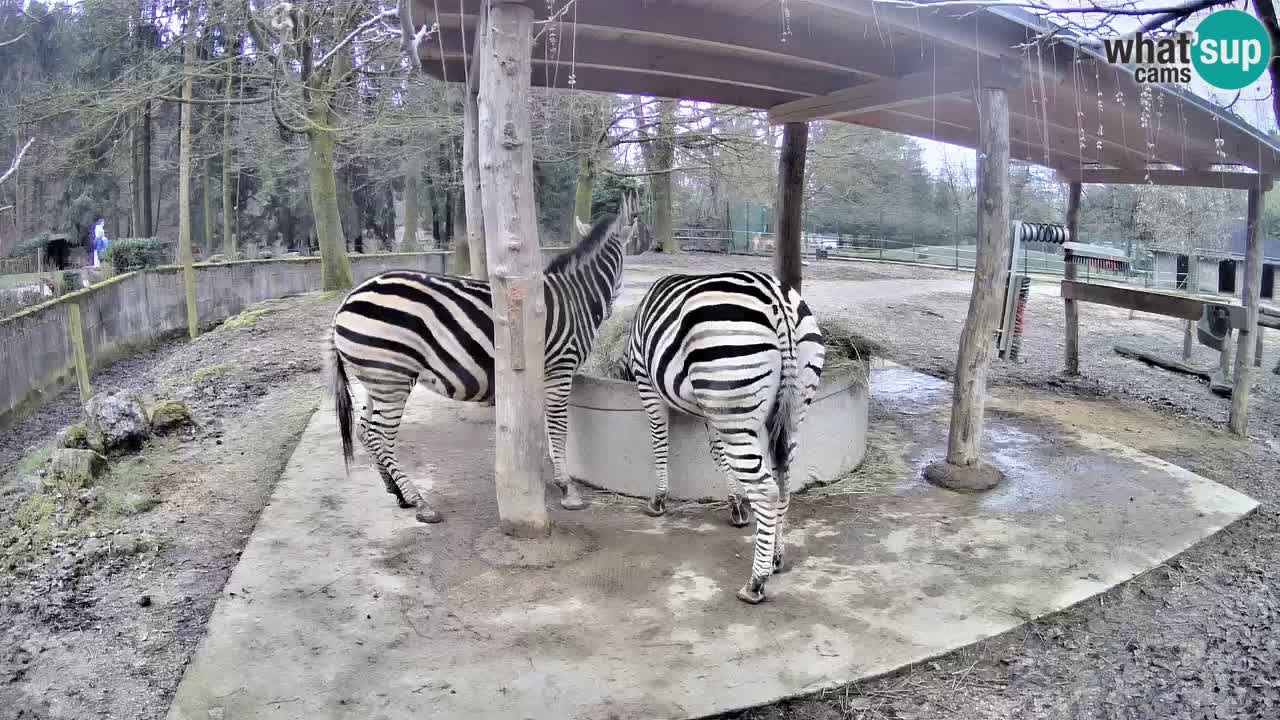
<box><xmin>412</xmin><ymin>0</ymin><xmax>1280</xmax><ymax>182</ymax></box>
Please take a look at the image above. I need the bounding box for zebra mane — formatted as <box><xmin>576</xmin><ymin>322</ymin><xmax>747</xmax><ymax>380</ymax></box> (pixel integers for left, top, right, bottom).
<box><xmin>544</xmin><ymin>213</ymin><xmax>618</xmax><ymax>275</ymax></box>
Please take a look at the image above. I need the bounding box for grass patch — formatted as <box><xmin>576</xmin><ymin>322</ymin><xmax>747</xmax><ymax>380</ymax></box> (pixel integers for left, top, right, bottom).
<box><xmin>191</xmin><ymin>363</ymin><xmax>230</xmax><ymax>382</ymax></box>
<box><xmin>220</xmin><ymin>307</ymin><xmax>270</xmax><ymax>330</ymax></box>
<box><xmin>13</xmin><ymin>494</ymin><xmax>56</xmax><ymax>547</ymax></box>
<box><xmin>16</xmin><ymin>447</ymin><xmax>50</xmax><ymax>475</ymax></box>
<box><xmin>93</xmin><ymin>456</ymin><xmax>162</xmax><ymax>519</ymax></box>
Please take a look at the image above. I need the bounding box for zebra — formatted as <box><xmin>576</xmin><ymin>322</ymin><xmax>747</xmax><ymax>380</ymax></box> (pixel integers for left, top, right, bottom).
<box><xmin>326</xmin><ymin>202</ymin><xmax>644</xmax><ymax>523</ymax></box>
<box><xmin>616</xmin><ymin>270</ymin><xmax>824</xmax><ymax>604</ymax></box>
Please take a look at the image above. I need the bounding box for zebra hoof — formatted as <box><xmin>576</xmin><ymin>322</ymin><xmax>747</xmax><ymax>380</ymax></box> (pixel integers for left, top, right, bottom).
<box><xmin>736</xmin><ymin>584</ymin><xmax>766</xmax><ymax>605</ymax></box>
<box><xmin>415</xmin><ymin>506</ymin><xmax>442</xmax><ymax>523</ymax></box>
<box><xmin>397</xmin><ymin>498</ymin><xmax>414</xmax><ymax>509</ymax></box>
<box><xmin>728</xmin><ymin>500</ymin><xmax>751</xmax><ymax>528</ymax></box>
<box><xmin>560</xmin><ymin>495</ymin><xmax>587</xmax><ymax>511</ymax></box>
<box><xmin>644</xmin><ymin>498</ymin><xmax>666</xmax><ymax>517</ymax></box>
<box><xmin>773</xmin><ymin>553</ymin><xmax>786</xmax><ymax>574</ymax></box>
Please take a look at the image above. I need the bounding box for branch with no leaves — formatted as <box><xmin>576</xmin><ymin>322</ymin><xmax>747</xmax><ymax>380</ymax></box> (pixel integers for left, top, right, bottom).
<box><xmin>0</xmin><ymin>32</ymin><xmax>26</xmax><ymax>49</ymax></box>
<box><xmin>0</xmin><ymin>137</ymin><xmax>35</xmax><ymax>187</ymax></box>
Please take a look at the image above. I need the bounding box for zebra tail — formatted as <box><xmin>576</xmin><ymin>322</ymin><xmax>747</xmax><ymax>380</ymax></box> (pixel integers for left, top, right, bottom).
<box><xmin>767</xmin><ymin>358</ymin><xmax>801</xmax><ymax>495</ymax></box>
<box><xmin>328</xmin><ymin>330</ymin><xmax>355</xmax><ymax>472</ymax></box>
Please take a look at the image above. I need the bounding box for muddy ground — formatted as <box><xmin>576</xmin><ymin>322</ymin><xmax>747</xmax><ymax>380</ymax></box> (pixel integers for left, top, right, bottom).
<box><xmin>1</xmin><ymin>253</ymin><xmax>1277</xmax><ymax>720</ymax></box>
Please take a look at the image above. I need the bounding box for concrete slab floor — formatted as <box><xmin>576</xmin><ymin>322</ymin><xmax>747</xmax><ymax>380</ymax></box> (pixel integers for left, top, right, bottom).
<box><xmin>166</xmin><ymin>365</ymin><xmax>1258</xmax><ymax>720</ymax></box>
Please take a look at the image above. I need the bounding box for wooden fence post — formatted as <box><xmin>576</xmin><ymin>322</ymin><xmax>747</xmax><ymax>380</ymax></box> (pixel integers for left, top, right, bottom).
<box><xmin>66</xmin><ymin>302</ymin><xmax>91</xmax><ymax>403</ymax></box>
<box><xmin>1229</xmin><ymin>183</ymin><xmax>1266</xmax><ymax>435</ymax></box>
<box><xmin>478</xmin><ymin>1</ymin><xmax>549</xmax><ymax>538</ymax></box>
<box><xmin>774</xmin><ymin>121</ymin><xmax>808</xmax><ymax>292</ymax></box>
<box><xmin>925</xmin><ymin>85</ymin><xmax>1010</xmax><ymax>491</ymax></box>
<box><xmin>1063</xmin><ymin>182</ymin><xmax>1081</xmax><ymax>375</ymax></box>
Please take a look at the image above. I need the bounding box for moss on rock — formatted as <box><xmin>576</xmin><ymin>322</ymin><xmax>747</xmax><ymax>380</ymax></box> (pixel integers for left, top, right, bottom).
<box><xmin>45</xmin><ymin>448</ymin><xmax>108</xmax><ymax>494</ymax></box>
<box><xmin>149</xmin><ymin>400</ymin><xmax>193</xmax><ymax>433</ymax></box>
<box><xmin>57</xmin><ymin>423</ymin><xmax>91</xmax><ymax>449</ymax></box>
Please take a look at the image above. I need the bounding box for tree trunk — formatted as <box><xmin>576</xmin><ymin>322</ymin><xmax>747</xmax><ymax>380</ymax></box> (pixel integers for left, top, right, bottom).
<box><xmin>650</xmin><ymin>100</ymin><xmax>676</xmax><ymax>253</ymax></box>
<box><xmin>178</xmin><ymin>36</ymin><xmax>198</xmax><ymax>339</ymax></box>
<box><xmin>402</xmin><ymin>157</ymin><xmax>419</xmax><ymax>249</ymax></box>
<box><xmin>203</xmin><ymin>155</ymin><xmax>215</xmax><ymax>256</ymax></box>
<box><xmin>309</xmin><ymin>110</ymin><xmax>353</xmax><ymax>291</ymax></box>
<box><xmin>462</xmin><ymin>7</ymin><xmax>487</xmax><ymax>278</ymax></box>
<box><xmin>926</xmin><ymin>86</ymin><xmax>1010</xmax><ymax>491</ymax></box>
<box><xmin>478</xmin><ymin>1</ymin><xmax>548</xmax><ymax>538</ymax></box>
<box><xmin>572</xmin><ymin>151</ymin><xmax>595</xmax><ymax>242</ymax></box>
<box><xmin>132</xmin><ymin>115</ymin><xmax>145</xmax><ymax>238</ymax></box>
<box><xmin>773</xmin><ymin>121</ymin><xmax>808</xmax><ymax>292</ymax></box>
<box><xmin>222</xmin><ymin>65</ymin><xmax>236</xmax><ymax>257</ymax></box>
<box><xmin>141</xmin><ymin>103</ymin><xmax>153</xmax><ymax>237</ymax></box>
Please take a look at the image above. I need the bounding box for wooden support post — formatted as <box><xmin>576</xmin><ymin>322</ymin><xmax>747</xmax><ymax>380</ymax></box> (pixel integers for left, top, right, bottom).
<box><xmin>774</xmin><ymin>121</ymin><xmax>808</xmax><ymax>292</ymax></box>
<box><xmin>478</xmin><ymin>2</ymin><xmax>549</xmax><ymax>538</ymax></box>
<box><xmin>925</xmin><ymin>86</ymin><xmax>1010</xmax><ymax>492</ymax></box>
<box><xmin>1063</xmin><ymin>182</ymin><xmax>1081</xmax><ymax>375</ymax></box>
<box><xmin>462</xmin><ymin>2</ymin><xmax>488</xmax><ymax>280</ymax></box>
<box><xmin>66</xmin><ymin>302</ymin><xmax>91</xmax><ymax>403</ymax></box>
<box><xmin>1255</xmin><ymin>328</ymin><xmax>1264</xmax><ymax>367</ymax></box>
<box><xmin>1229</xmin><ymin>183</ymin><xmax>1266</xmax><ymax>436</ymax></box>
<box><xmin>1182</xmin><ymin>320</ymin><xmax>1194</xmax><ymax>360</ymax></box>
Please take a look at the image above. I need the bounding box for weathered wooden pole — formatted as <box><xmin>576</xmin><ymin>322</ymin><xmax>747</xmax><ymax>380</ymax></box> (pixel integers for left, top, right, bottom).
<box><xmin>1229</xmin><ymin>182</ymin><xmax>1266</xmax><ymax>436</ymax></box>
<box><xmin>1063</xmin><ymin>181</ymin><xmax>1081</xmax><ymax>375</ymax></box>
<box><xmin>774</xmin><ymin>121</ymin><xmax>808</xmax><ymax>291</ymax></box>
<box><xmin>462</xmin><ymin>2</ymin><xmax>488</xmax><ymax>280</ymax></box>
<box><xmin>924</xmin><ymin>86</ymin><xmax>1010</xmax><ymax>492</ymax></box>
<box><xmin>478</xmin><ymin>1</ymin><xmax>549</xmax><ymax>537</ymax></box>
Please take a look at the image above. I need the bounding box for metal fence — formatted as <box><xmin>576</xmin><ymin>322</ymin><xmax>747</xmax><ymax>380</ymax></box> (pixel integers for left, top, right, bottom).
<box><xmin>671</xmin><ymin>229</ymin><xmax>1135</xmax><ymax>283</ymax></box>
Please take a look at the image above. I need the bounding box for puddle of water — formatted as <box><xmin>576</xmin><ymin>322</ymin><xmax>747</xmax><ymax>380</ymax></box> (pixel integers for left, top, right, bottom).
<box><xmin>870</xmin><ymin>367</ymin><xmax>950</xmax><ymax>416</ymax></box>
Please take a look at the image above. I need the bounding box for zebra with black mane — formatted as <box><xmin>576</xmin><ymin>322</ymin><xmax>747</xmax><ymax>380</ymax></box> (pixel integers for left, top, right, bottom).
<box><xmin>327</xmin><ymin>199</ymin><xmax>644</xmax><ymax>523</ymax></box>
<box><xmin>616</xmin><ymin>270</ymin><xmax>824</xmax><ymax>604</ymax></box>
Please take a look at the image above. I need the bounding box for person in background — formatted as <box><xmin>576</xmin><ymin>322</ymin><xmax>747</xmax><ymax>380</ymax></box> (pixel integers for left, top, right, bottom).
<box><xmin>91</xmin><ymin>214</ymin><xmax>108</xmax><ymax>267</ymax></box>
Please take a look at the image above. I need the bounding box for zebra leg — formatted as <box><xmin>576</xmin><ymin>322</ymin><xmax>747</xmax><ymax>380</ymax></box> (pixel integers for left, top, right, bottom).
<box><xmin>365</xmin><ymin>388</ymin><xmax>442</xmax><ymax>524</ymax></box>
<box><xmin>716</xmin><ymin>427</ymin><xmax>780</xmax><ymax>604</ymax></box>
<box><xmin>773</xmin><ymin>482</ymin><xmax>791</xmax><ymax>574</ymax></box>
<box><xmin>707</xmin><ymin>426</ymin><xmax>750</xmax><ymax>527</ymax></box>
<box><xmin>358</xmin><ymin>402</ymin><xmax>405</xmax><ymax>502</ymax></box>
<box><xmin>638</xmin><ymin>380</ymin><xmax>671</xmax><ymax>517</ymax></box>
<box><xmin>545</xmin><ymin>371</ymin><xmax>586</xmax><ymax>510</ymax></box>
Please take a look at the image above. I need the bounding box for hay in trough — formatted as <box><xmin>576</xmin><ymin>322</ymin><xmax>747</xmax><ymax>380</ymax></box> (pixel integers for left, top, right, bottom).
<box><xmin>581</xmin><ymin>307</ymin><xmax>879</xmax><ymax>385</ymax></box>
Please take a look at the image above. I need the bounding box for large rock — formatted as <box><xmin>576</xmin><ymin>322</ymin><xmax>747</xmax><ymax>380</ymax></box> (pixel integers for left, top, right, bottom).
<box><xmin>84</xmin><ymin>392</ymin><xmax>150</xmax><ymax>454</ymax></box>
<box><xmin>45</xmin><ymin>449</ymin><xmax>107</xmax><ymax>492</ymax></box>
<box><xmin>149</xmin><ymin>400</ymin><xmax>193</xmax><ymax>434</ymax></box>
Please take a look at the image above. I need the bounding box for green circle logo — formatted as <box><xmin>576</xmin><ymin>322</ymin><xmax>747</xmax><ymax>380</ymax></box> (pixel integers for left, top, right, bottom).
<box><xmin>1192</xmin><ymin>9</ymin><xmax>1271</xmax><ymax>90</ymax></box>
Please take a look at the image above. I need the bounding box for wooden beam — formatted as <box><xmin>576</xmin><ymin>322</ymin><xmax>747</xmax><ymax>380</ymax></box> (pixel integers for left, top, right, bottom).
<box><xmin>1060</xmin><ymin>280</ymin><xmax>1206</xmax><ymax>320</ymax></box>
<box><xmin>1229</xmin><ymin>185</ymin><xmax>1266</xmax><ymax>436</ymax></box>
<box><xmin>428</xmin><ymin>25</ymin><xmax>861</xmax><ymax>99</ymax></box>
<box><xmin>808</xmin><ymin>0</ymin><xmax>1022</xmax><ymax>60</ymax></box>
<box><xmin>462</xmin><ymin>5</ymin><xmax>486</xmax><ymax>279</ymax></box>
<box><xmin>1063</xmin><ymin>182</ymin><xmax>1082</xmax><ymax>376</ymax></box>
<box><xmin>1057</xmin><ymin>168</ymin><xmax>1273</xmax><ymax>191</ymax></box>
<box><xmin>1114</xmin><ymin>345</ymin><xmax>1210</xmax><ymax>380</ymax></box>
<box><xmin>478</xmin><ymin>2</ymin><xmax>549</xmax><ymax>538</ymax></box>
<box><xmin>774</xmin><ymin>122</ymin><xmax>808</xmax><ymax>292</ymax></box>
<box><xmin>423</xmin><ymin>3</ymin><xmax>924</xmax><ymax>81</ymax></box>
<box><xmin>934</xmin><ymin>85</ymin><xmax>1011</xmax><ymax>488</ymax></box>
<box><xmin>768</xmin><ymin>62</ymin><xmax>1019</xmax><ymax>124</ymax></box>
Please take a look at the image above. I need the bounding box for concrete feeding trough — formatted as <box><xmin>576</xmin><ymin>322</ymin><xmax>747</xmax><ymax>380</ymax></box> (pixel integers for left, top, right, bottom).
<box><xmin>564</xmin><ymin>373</ymin><xmax>869</xmax><ymax>500</ymax></box>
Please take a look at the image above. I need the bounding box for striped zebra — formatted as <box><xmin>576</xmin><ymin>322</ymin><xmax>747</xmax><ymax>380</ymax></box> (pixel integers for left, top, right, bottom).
<box><xmin>617</xmin><ymin>270</ymin><xmax>824</xmax><ymax>604</ymax></box>
<box><xmin>327</xmin><ymin>206</ymin><xmax>643</xmax><ymax>523</ymax></box>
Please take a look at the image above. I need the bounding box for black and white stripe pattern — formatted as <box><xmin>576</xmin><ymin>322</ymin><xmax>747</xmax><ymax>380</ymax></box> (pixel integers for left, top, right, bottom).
<box><xmin>619</xmin><ymin>270</ymin><xmax>824</xmax><ymax>603</ymax></box>
<box><xmin>327</xmin><ymin>208</ymin><xmax>641</xmax><ymax>523</ymax></box>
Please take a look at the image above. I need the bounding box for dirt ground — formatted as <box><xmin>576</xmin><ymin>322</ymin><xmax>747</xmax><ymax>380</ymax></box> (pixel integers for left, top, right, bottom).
<box><xmin>1</xmin><ymin>253</ymin><xmax>1277</xmax><ymax>720</ymax></box>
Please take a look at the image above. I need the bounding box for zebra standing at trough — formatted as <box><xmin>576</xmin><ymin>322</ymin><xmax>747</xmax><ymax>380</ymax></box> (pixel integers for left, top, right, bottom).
<box><xmin>617</xmin><ymin>270</ymin><xmax>824</xmax><ymax>604</ymax></box>
<box><xmin>327</xmin><ymin>202</ymin><xmax>643</xmax><ymax>523</ymax></box>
